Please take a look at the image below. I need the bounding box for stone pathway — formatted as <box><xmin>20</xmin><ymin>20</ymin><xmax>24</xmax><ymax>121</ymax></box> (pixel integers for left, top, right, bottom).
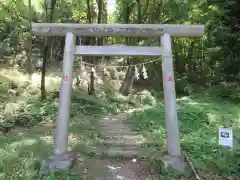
<box><xmin>77</xmin><ymin>113</ymin><xmax>161</xmax><ymax>179</ymax></box>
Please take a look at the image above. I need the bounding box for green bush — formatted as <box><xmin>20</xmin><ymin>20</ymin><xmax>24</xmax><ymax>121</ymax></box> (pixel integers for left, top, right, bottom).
<box><xmin>206</xmin><ymin>82</ymin><xmax>240</xmax><ymax>102</ymax></box>
<box><xmin>130</xmin><ymin>90</ymin><xmax>156</xmax><ymax>107</ymax></box>
<box><xmin>0</xmin><ymin>96</ymin><xmax>58</xmax><ymax>131</ymax></box>
<box><xmin>127</xmin><ymin>95</ymin><xmax>240</xmax><ymax>177</ymax></box>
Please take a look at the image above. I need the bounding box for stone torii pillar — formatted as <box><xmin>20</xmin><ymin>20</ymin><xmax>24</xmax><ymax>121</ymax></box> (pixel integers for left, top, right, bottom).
<box><xmin>32</xmin><ymin>23</ymin><xmax>204</xmax><ymax>172</ymax></box>
<box><xmin>161</xmin><ymin>33</ymin><xmax>183</xmax><ymax>171</ymax></box>
<box><xmin>41</xmin><ymin>32</ymin><xmax>76</xmax><ymax>171</ymax></box>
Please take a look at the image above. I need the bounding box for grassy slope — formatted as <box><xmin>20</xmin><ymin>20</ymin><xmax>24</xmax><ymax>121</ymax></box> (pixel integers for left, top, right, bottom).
<box><xmin>0</xmin><ymin>75</ymin><xmax>110</xmax><ymax>179</ymax></box>
<box><xmin>0</xmin><ymin>94</ymin><xmax>108</xmax><ymax>179</ymax></box>
<box><xmin>128</xmin><ymin>95</ymin><xmax>240</xmax><ymax>179</ymax></box>
<box><xmin>1</xmin><ymin>67</ymin><xmax>240</xmax><ymax>179</ymax></box>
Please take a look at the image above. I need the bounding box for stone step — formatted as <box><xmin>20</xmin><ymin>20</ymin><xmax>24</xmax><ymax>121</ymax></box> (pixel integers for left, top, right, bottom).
<box><xmin>99</xmin><ymin>119</ymin><xmax>125</xmax><ymax>125</ymax></box>
<box><xmin>104</xmin><ymin>133</ymin><xmax>155</xmax><ymax>141</ymax></box>
<box><xmin>104</xmin><ymin>134</ymin><xmax>138</xmax><ymax>140</ymax></box>
<box><xmin>96</xmin><ymin>139</ymin><xmax>160</xmax><ymax>147</ymax></box>
<box><xmin>100</xmin><ymin>124</ymin><xmax>131</xmax><ymax>129</ymax></box>
<box><xmin>103</xmin><ymin>131</ymin><xmax>138</xmax><ymax>137</ymax></box>
<box><xmin>102</xmin><ymin>128</ymin><xmax>133</xmax><ymax>133</ymax></box>
<box><xmin>101</xmin><ymin>128</ymin><xmax>132</xmax><ymax>132</ymax></box>
<box><xmin>100</xmin><ymin>121</ymin><xmax>130</xmax><ymax>127</ymax></box>
<box><xmin>105</xmin><ymin>130</ymin><xmax>137</xmax><ymax>135</ymax></box>
<box><xmin>99</xmin><ymin>115</ymin><xmax>128</xmax><ymax>123</ymax></box>
<box><xmin>88</xmin><ymin>146</ymin><xmax>152</xmax><ymax>159</ymax></box>
<box><xmin>97</xmin><ymin>145</ymin><xmax>138</xmax><ymax>151</ymax></box>
<box><xmin>98</xmin><ymin>139</ymin><xmax>145</xmax><ymax>146</ymax></box>
<box><xmin>102</xmin><ymin>127</ymin><xmax>135</xmax><ymax>133</ymax></box>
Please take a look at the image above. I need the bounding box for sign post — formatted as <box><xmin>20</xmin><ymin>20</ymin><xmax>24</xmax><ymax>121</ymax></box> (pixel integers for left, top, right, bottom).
<box><xmin>219</xmin><ymin>128</ymin><xmax>233</xmax><ymax>148</ymax></box>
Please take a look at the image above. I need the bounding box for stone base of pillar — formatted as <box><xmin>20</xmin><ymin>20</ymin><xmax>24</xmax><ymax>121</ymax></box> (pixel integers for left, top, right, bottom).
<box><xmin>162</xmin><ymin>155</ymin><xmax>188</xmax><ymax>174</ymax></box>
<box><xmin>41</xmin><ymin>152</ymin><xmax>74</xmax><ymax>173</ymax></box>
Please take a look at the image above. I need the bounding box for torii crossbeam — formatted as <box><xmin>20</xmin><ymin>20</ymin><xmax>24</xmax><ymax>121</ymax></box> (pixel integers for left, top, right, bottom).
<box><xmin>32</xmin><ymin>23</ymin><xmax>204</xmax><ymax>37</ymax></box>
<box><xmin>32</xmin><ymin>23</ymin><xmax>204</xmax><ymax>172</ymax></box>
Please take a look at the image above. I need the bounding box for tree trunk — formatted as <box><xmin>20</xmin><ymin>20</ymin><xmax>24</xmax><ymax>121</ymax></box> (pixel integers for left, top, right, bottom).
<box><xmin>41</xmin><ymin>37</ymin><xmax>49</xmax><ymax>100</ymax></box>
<box><xmin>41</xmin><ymin>0</ymin><xmax>57</xmax><ymax>100</ymax></box>
<box><xmin>86</xmin><ymin>0</ymin><xmax>92</xmax><ymax>23</ymax></box>
<box><xmin>97</xmin><ymin>0</ymin><xmax>109</xmax><ymax>85</ymax></box>
<box><xmin>119</xmin><ymin>3</ymin><xmax>132</xmax><ymax>95</ymax></box>
<box><xmin>119</xmin><ymin>1</ymin><xmax>141</xmax><ymax>96</ymax></box>
<box><xmin>172</xmin><ymin>39</ymin><xmax>181</xmax><ymax>73</ymax></box>
<box><xmin>27</xmin><ymin>0</ymin><xmax>32</xmax><ymax>80</ymax></box>
<box><xmin>96</xmin><ymin>0</ymin><xmax>107</xmax><ymax>44</ymax></box>
<box><xmin>87</xmin><ymin>0</ymin><xmax>98</xmax><ymax>95</ymax></box>
<box><xmin>102</xmin><ymin>0</ymin><xmax>108</xmax><ymax>23</ymax></box>
<box><xmin>119</xmin><ymin>65</ymin><xmax>135</xmax><ymax>96</ymax></box>
<box><xmin>97</xmin><ymin>0</ymin><xmax>103</xmax><ymax>46</ymax></box>
<box><xmin>88</xmin><ymin>71</ymin><xmax>95</xmax><ymax>95</ymax></box>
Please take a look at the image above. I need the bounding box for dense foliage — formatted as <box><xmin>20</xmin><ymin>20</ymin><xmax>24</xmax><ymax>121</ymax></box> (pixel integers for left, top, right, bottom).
<box><xmin>0</xmin><ymin>0</ymin><xmax>239</xmax><ymax>98</ymax></box>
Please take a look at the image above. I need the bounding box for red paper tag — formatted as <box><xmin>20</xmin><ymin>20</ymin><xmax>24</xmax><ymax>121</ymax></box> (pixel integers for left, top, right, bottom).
<box><xmin>63</xmin><ymin>75</ymin><xmax>68</xmax><ymax>81</ymax></box>
<box><xmin>168</xmin><ymin>76</ymin><xmax>173</xmax><ymax>82</ymax></box>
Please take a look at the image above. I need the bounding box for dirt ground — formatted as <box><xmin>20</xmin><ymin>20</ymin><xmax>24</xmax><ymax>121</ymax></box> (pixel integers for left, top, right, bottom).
<box><xmin>77</xmin><ymin>158</ymin><xmax>161</xmax><ymax>180</ymax></box>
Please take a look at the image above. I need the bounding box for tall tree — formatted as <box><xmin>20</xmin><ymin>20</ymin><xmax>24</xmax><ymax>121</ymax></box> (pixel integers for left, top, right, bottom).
<box><xmin>27</xmin><ymin>0</ymin><xmax>33</xmax><ymax>80</ymax></box>
<box><xmin>119</xmin><ymin>0</ymin><xmax>142</xmax><ymax>96</ymax></box>
<box><xmin>87</xmin><ymin>0</ymin><xmax>98</xmax><ymax>95</ymax></box>
<box><xmin>41</xmin><ymin>0</ymin><xmax>57</xmax><ymax>100</ymax></box>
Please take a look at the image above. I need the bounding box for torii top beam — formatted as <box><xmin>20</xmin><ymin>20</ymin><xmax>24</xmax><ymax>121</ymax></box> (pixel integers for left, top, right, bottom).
<box><xmin>32</xmin><ymin>23</ymin><xmax>204</xmax><ymax>37</ymax></box>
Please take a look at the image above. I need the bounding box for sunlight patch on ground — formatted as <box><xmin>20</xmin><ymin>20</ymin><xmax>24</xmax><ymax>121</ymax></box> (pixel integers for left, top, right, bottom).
<box><xmin>178</xmin><ymin>96</ymin><xmax>191</xmax><ymax>101</ymax></box>
<box><xmin>68</xmin><ymin>133</ymin><xmax>80</xmax><ymax>146</ymax></box>
<box><xmin>0</xmin><ymin>68</ymin><xmax>61</xmax><ymax>90</ymax></box>
<box><xmin>9</xmin><ymin>138</ymin><xmax>37</xmax><ymax>148</ymax></box>
<box><xmin>178</xmin><ymin>96</ymin><xmax>209</xmax><ymax>106</ymax></box>
<box><xmin>126</xmin><ymin>106</ymin><xmax>153</xmax><ymax>114</ymax></box>
<box><xmin>40</xmin><ymin>135</ymin><xmax>53</xmax><ymax>144</ymax></box>
<box><xmin>67</xmin><ymin>132</ymin><xmax>95</xmax><ymax>152</ymax></box>
<box><xmin>207</xmin><ymin>113</ymin><xmax>217</xmax><ymax>123</ymax></box>
<box><xmin>187</xmin><ymin>101</ymin><xmax>208</xmax><ymax>106</ymax></box>
<box><xmin>0</xmin><ymin>67</ymin><xmax>97</xmax><ymax>92</ymax></box>
<box><xmin>0</xmin><ymin>66</ymin><xmax>111</xmax><ymax>94</ymax></box>
<box><xmin>68</xmin><ymin>132</ymin><xmax>94</xmax><ymax>148</ymax></box>
<box><xmin>25</xmin><ymin>73</ymin><xmax>61</xmax><ymax>90</ymax></box>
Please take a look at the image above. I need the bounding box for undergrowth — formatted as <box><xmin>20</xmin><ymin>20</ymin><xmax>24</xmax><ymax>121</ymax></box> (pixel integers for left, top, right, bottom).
<box><xmin>0</xmin><ymin>76</ymin><xmax>159</xmax><ymax>179</ymax></box>
<box><xmin>204</xmin><ymin>82</ymin><xmax>240</xmax><ymax>102</ymax></box>
<box><xmin>127</xmin><ymin>94</ymin><xmax>240</xmax><ymax>179</ymax></box>
<box><xmin>0</xmin><ymin>82</ymin><xmax>113</xmax><ymax>179</ymax></box>
<box><xmin>0</xmin><ymin>77</ymin><xmax>157</xmax><ymax>179</ymax></box>
<box><xmin>3</xmin><ymin>72</ymin><xmax>240</xmax><ymax>179</ymax></box>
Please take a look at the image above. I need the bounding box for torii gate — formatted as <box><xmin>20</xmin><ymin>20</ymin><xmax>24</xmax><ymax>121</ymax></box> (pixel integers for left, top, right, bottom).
<box><xmin>32</xmin><ymin>23</ymin><xmax>204</xmax><ymax>171</ymax></box>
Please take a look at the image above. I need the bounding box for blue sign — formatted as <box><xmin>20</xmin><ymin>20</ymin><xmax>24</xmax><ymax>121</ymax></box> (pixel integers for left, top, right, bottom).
<box><xmin>221</xmin><ymin>132</ymin><xmax>229</xmax><ymax>138</ymax></box>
